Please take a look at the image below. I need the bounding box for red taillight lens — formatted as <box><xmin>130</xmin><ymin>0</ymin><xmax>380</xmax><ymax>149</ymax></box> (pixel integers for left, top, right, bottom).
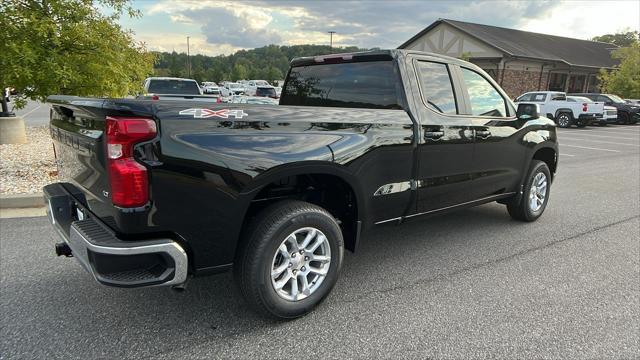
<box><xmin>105</xmin><ymin>117</ymin><xmax>157</xmax><ymax>208</ymax></box>
<box><xmin>151</xmin><ymin>95</ymin><xmax>159</xmax><ymax>101</ymax></box>
<box><xmin>583</xmin><ymin>103</ymin><xmax>588</xmax><ymax>112</ymax></box>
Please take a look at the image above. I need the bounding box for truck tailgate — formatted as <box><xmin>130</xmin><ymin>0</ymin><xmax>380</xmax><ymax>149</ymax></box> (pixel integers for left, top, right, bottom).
<box><xmin>47</xmin><ymin>96</ymin><xmax>156</xmax><ymax>234</ymax></box>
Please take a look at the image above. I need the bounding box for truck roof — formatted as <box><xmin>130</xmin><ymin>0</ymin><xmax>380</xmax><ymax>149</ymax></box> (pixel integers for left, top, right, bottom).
<box><xmin>290</xmin><ymin>49</ymin><xmax>482</xmax><ymax>70</ymax></box>
<box><xmin>145</xmin><ymin>77</ymin><xmax>198</xmax><ymax>82</ymax></box>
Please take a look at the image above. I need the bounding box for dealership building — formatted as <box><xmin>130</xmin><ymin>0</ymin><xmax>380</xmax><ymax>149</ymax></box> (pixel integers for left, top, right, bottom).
<box><xmin>398</xmin><ymin>19</ymin><xmax>619</xmax><ymax>98</ymax></box>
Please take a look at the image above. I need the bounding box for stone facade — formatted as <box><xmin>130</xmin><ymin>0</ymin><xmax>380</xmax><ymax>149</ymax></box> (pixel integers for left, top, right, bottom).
<box><xmin>487</xmin><ymin>69</ymin><xmax>549</xmax><ymax>99</ymax></box>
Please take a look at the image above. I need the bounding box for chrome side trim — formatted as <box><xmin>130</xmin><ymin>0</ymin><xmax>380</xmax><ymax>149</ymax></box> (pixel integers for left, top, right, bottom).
<box><xmin>404</xmin><ymin>193</ymin><xmax>516</xmax><ymax>219</ymax></box>
<box><xmin>374</xmin><ymin>192</ymin><xmax>515</xmax><ymax>225</ymax></box>
<box><xmin>68</xmin><ymin>226</ymin><xmax>188</xmax><ymax>287</ymax></box>
<box><xmin>373</xmin><ymin>181</ymin><xmax>413</xmax><ymax>196</ymax></box>
<box><xmin>373</xmin><ymin>217</ymin><xmax>403</xmax><ymax>225</ymax></box>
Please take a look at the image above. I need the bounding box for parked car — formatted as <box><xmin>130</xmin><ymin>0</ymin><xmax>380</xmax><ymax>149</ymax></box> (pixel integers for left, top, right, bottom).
<box><xmin>515</xmin><ymin>91</ymin><xmax>603</xmax><ymax>128</ymax></box>
<box><xmin>221</xmin><ymin>82</ymin><xmax>245</xmax><ymax>97</ymax></box>
<box><xmin>274</xmin><ymin>86</ymin><xmax>282</xmax><ymax>97</ymax></box>
<box><xmin>566</xmin><ymin>96</ymin><xmax>616</xmax><ymax>126</ymax></box>
<box><xmin>139</xmin><ymin>77</ymin><xmax>219</xmax><ymax>102</ymax></box>
<box><xmin>569</xmin><ymin>93</ymin><xmax>639</xmax><ymax>124</ymax></box>
<box><xmin>44</xmin><ymin>49</ymin><xmax>558</xmax><ymax>319</ymax></box>
<box><xmin>255</xmin><ymin>86</ymin><xmax>278</xmax><ymax>99</ymax></box>
<box><xmin>230</xmin><ymin>95</ymin><xmax>279</xmax><ymax>105</ymax></box>
<box><xmin>624</xmin><ymin>99</ymin><xmax>640</xmax><ymax>105</ymax></box>
<box><xmin>245</xmin><ymin>80</ymin><xmax>272</xmax><ymax>96</ymax></box>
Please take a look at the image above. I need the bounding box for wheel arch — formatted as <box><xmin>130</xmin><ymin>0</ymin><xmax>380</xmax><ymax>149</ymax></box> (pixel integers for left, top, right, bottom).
<box><xmin>554</xmin><ymin>108</ymin><xmax>574</xmax><ymax>119</ymax></box>
<box><xmin>237</xmin><ymin>161</ymin><xmax>366</xmax><ymax>255</ymax></box>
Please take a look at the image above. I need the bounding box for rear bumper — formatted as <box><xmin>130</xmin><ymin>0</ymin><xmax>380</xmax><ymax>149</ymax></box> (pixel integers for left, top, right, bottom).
<box><xmin>43</xmin><ymin>183</ymin><xmax>188</xmax><ymax>288</ymax></box>
<box><xmin>577</xmin><ymin>114</ymin><xmax>596</xmax><ymax>124</ymax></box>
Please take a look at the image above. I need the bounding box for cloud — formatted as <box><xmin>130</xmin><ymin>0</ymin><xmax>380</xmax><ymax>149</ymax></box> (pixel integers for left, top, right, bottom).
<box><xmin>128</xmin><ymin>0</ymin><xmax>640</xmax><ymax>55</ymax></box>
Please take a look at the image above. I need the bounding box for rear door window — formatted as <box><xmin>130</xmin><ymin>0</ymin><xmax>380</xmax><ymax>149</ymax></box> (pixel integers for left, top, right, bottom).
<box><xmin>280</xmin><ymin>61</ymin><xmax>402</xmax><ymax>109</ymax></box>
<box><xmin>415</xmin><ymin>61</ymin><xmax>457</xmax><ymax>114</ymax></box>
<box><xmin>532</xmin><ymin>93</ymin><xmax>547</xmax><ymax>102</ymax></box>
<box><xmin>460</xmin><ymin>68</ymin><xmax>508</xmax><ymax>117</ymax></box>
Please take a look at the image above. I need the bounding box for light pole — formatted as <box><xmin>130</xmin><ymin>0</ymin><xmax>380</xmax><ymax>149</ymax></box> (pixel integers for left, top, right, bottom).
<box><xmin>186</xmin><ymin>36</ymin><xmax>191</xmax><ymax>78</ymax></box>
<box><xmin>328</xmin><ymin>31</ymin><xmax>336</xmax><ymax>49</ymax></box>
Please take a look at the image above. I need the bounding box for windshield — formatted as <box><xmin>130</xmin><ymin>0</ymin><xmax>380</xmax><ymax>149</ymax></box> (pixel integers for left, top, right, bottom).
<box><xmin>608</xmin><ymin>94</ymin><xmax>625</xmax><ymax>103</ymax></box>
<box><xmin>148</xmin><ymin>80</ymin><xmax>200</xmax><ymax>95</ymax></box>
<box><xmin>229</xmin><ymin>83</ymin><xmax>241</xmax><ymax>89</ymax></box>
<box><xmin>280</xmin><ymin>60</ymin><xmax>402</xmax><ymax>109</ymax></box>
<box><xmin>255</xmin><ymin>80</ymin><xmax>269</xmax><ymax>86</ymax></box>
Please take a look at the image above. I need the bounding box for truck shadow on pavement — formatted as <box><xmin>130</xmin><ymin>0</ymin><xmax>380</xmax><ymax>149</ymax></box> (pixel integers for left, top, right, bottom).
<box><xmin>6</xmin><ymin>202</ymin><xmax>528</xmax><ymax>356</ymax></box>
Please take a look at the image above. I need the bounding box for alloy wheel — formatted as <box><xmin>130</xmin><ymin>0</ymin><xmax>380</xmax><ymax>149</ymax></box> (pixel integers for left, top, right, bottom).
<box><xmin>270</xmin><ymin>227</ymin><xmax>332</xmax><ymax>301</ymax></box>
<box><xmin>529</xmin><ymin>172</ymin><xmax>548</xmax><ymax>212</ymax></box>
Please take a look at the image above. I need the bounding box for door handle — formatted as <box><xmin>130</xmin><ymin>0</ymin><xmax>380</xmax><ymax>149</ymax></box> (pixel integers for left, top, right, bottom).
<box><xmin>475</xmin><ymin>129</ymin><xmax>491</xmax><ymax>139</ymax></box>
<box><xmin>424</xmin><ymin>131</ymin><xmax>444</xmax><ymax>140</ymax></box>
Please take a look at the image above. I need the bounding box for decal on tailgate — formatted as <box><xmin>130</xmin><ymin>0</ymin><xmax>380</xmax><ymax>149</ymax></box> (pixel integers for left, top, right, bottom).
<box><xmin>179</xmin><ymin>108</ymin><xmax>248</xmax><ymax>119</ymax></box>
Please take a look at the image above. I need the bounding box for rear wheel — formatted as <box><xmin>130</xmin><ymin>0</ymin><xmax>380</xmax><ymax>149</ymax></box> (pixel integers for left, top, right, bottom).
<box><xmin>556</xmin><ymin>112</ymin><xmax>572</xmax><ymax>128</ymax></box>
<box><xmin>234</xmin><ymin>200</ymin><xmax>344</xmax><ymax>319</ymax></box>
<box><xmin>618</xmin><ymin>112</ymin><xmax>629</xmax><ymax>124</ymax></box>
<box><xmin>507</xmin><ymin>160</ymin><xmax>551</xmax><ymax>222</ymax></box>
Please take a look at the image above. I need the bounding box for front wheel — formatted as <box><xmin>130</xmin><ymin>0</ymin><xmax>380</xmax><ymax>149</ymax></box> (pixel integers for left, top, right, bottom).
<box><xmin>234</xmin><ymin>200</ymin><xmax>344</xmax><ymax>319</ymax></box>
<box><xmin>556</xmin><ymin>112</ymin><xmax>572</xmax><ymax>128</ymax></box>
<box><xmin>507</xmin><ymin>160</ymin><xmax>551</xmax><ymax>222</ymax></box>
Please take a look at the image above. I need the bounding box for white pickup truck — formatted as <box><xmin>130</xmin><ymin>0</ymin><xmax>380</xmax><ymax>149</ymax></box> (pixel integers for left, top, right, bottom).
<box><xmin>515</xmin><ymin>91</ymin><xmax>604</xmax><ymax>128</ymax></box>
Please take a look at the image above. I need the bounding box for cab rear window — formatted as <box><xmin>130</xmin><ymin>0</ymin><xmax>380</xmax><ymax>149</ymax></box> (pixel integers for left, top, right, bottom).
<box><xmin>280</xmin><ymin>61</ymin><xmax>403</xmax><ymax>110</ymax></box>
<box><xmin>148</xmin><ymin>80</ymin><xmax>200</xmax><ymax>95</ymax></box>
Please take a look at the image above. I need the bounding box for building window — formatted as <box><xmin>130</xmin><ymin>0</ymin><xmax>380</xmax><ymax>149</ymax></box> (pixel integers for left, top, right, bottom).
<box><xmin>567</xmin><ymin>75</ymin><xmax>586</xmax><ymax>93</ymax></box>
<box><xmin>548</xmin><ymin>73</ymin><xmax>567</xmax><ymax>91</ymax></box>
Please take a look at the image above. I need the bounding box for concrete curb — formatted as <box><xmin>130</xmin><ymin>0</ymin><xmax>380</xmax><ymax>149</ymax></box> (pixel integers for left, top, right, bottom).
<box><xmin>0</xmin><ymin>194</ymin><xmax>45</xmax><ymax>209</ymax></box>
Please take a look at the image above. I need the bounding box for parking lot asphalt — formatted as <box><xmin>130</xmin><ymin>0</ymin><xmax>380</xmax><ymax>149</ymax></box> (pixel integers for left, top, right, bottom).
<box><xmin>11</xmin><ymin>100</ymin><xmax>51</xmax><ymax>127</ymax></box>
<box><xmin>1</xmin><ymin>125</ymin><xmax>639</xmax><ymax>359</ymax></box>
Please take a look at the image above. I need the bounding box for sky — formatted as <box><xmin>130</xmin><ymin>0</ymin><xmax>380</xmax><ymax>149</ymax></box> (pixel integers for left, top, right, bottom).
<box><xmin>117</xmin><ymin>0</ymin><xmax>640</xmax><ymax>56</ymax></box>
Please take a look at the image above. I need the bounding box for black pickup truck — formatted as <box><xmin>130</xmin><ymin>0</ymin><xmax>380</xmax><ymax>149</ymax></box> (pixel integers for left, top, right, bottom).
<box><xmin>44</xmin><ymin>50</ymin><xmax>558</xmax><ymax>319</ymax></box>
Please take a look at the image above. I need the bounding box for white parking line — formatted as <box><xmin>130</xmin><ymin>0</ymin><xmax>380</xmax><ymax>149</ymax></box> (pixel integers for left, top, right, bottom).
<box><xmin>560</xmin><ymin>137</ymin><xmax>640</xmax><ymax>147</ymax></box>
<box><xmin>561</xmin><ymin>144</ymin><xmax>621</xmax><ymax>152</ymax></box>
<box><xmin>20</xmin><ymin>105</ymin><xmax>42</xmax><ymax>118</ymax></box>
<box><xmin>573</xmin><ymin>127</ymin><xmax>640</xmax><ymax>133</ymax></box>
<box><xmin>561</xmin><ymin>153</ymin><xmax>576</xmax><ymax>157</ymax></box>
<box><xmin>559</xmin><ymin>132</ymin><xmax>639</xmax><ymax>140</ymax></box>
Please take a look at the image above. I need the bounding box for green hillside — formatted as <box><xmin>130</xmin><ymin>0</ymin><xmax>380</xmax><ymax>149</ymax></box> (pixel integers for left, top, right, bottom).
<box><xmin>153</xmin><ymin>44</ymin><xmax>371</xmax><ymax>83</ymax></box>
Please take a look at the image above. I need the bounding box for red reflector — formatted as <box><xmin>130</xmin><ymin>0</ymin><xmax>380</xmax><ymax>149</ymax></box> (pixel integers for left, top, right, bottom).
<box><xmin>105</xmin><ymin>117</ymin><xmax>157</xmax><ymax>208</ymax></box>
<box><xmin>151</xmin><ymin>95</ymin><xmax>159</xmax><ymax>101</ymax></box>
<box><xmin>583</xmin><ymin>103</ymin><xmax>588</xmax><ymax>112</ymax></box>
<box><xmin>109</xmin><ymin>159</ymin><xmax>149</xmax><ymax>207</ymax></box>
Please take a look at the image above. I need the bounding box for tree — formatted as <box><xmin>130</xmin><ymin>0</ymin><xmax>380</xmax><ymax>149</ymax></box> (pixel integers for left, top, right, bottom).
<box><xmin>231</xmin><ymin>63</ymin><xmax>248</xmax><ymax>81</ymax></box>
<box><xmin>598</xmin><ymin>43</ymin><xmax>640</xmax><ymax>98</ymax></box>
<box><xmin>592</xmin><ymin>30</ymin><xmax>639</xmax><ymax>47</ymax></box>
<box><xmin>0</xmin><ymin>0</ymin><xmax>155</xmax><ymax>110</ymax></box>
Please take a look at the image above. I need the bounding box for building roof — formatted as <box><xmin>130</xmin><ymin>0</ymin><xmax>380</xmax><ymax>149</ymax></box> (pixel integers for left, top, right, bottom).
<box><xmin>398</xmin><ymin>19</ymin><xmax>619</xmax><ymax>69</ymax></box>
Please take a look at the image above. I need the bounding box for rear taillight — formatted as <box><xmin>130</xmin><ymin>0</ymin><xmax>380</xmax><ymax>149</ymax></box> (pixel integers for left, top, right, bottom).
<box><xmin>151</xmin><ymin>95</ymin><xmax>159</xmax><ymax>101</ymax></box>
<box><xmin>105</xmin><ymin>117</ymin><xmax>157</xmax><ymax>208</ymax></box>
<box><xmin>216</xmin><ymin>97</ymin><xmax>222</xmax><ymax>103</ymax></box>
<box><xmin>583</xmin><ymin>103</ymin><xmax>588</xmax><ymax>112</ymax></box>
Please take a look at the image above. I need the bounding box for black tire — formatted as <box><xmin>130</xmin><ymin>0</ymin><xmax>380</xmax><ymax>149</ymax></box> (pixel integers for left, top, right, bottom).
<box><xmin>234</xmin><ymin>200</ymin><xmax>344</xmax><ymax>319</ymax></box>
<box><xmin>617</xmin><ymin>112</ymin><xmax>629</xmax><ymax>124</ymax></box>
<box><xmin>507</xmin><ymin>160</ymin><xmax>551</xmax><ymax>222</ymax></box>
<box><xmin>556</xmin><ymin>112</ymin><xmax>572</xmax><ymax>128</ymax></box>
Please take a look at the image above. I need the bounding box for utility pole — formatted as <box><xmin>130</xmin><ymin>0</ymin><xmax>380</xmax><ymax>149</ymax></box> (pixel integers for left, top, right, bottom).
<box><xmin>186</xmin><ymin>36</ymin><xmax>191</xmax><ymax>78</ymax></box>
<box><xmin>328</xmin><ymin>31</ymin><xmax>336</xmax><ymax>49</ymax></box>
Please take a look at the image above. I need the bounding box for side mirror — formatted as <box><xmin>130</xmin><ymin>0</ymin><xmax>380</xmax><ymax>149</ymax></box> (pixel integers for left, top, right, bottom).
<box><xmin>516</xmin><ymin>103</ymin><xmax>540</xmax><ymax>120</ymax></box>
